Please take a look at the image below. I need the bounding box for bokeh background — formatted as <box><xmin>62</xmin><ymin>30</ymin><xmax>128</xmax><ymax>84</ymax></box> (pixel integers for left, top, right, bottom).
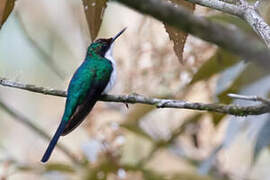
<box><xmin>1</xmin><ymin>0</ymin><xmax>270</xmax><ymax>179</ymax></box>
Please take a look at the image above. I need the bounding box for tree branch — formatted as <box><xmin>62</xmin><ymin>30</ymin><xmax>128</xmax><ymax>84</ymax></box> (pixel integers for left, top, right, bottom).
<box><xmin>112</xmin><ymin>0</ymin><xmax>270</xmax><ymax>68</ymax></box>
<box><xmin>183</xmin><ymin>0</ymin><xmax>270</xmax><ymax>48</ymax></box>
<box><xmin>0</xmin><ymin>97</ymin><xmax>81</xmax><ymax>165</ymax></box>
<box><xmin>239</xmin><ymin>0</ymin><xmax>270</xmax><ymax>48</ymax></box>
<box><xmin>0</xmin><ymin>78</ymin><xmax>270</xmax><ymax>116</ymax></box>
<box><xmin>185</xmin><ymin>0</ymin><xmax>242</xmax><ymax>16</ymax></box>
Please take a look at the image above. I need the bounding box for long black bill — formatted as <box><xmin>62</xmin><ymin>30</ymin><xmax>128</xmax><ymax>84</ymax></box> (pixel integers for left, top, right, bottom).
<box><xmin>111</xmin><ymin>27</ymin><xmax>127</xmax><ymax>43</ymax></box>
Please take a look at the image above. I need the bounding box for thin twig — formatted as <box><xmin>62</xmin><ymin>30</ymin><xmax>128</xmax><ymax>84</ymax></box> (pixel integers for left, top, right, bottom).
<box><xmin>0</xmin><ymin>98</ymin><xmax>81</xmax><ymax>165</ymax></box>
<box><xmin>228</xmin><ymin>93</ymin><xmax>270</xmax><ymax>105</ymax></box>
<box><xmin>0</xmin><ymin>78</ymin><xmax>270</xmax><ymax>116</ymax></box>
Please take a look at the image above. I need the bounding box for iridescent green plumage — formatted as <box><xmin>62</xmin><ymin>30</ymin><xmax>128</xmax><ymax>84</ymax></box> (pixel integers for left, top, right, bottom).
<box><xmin>62</xmin><ymin>51</ymin><xmax>113</xmax><ymax>135</ymax></box>
<box><xmin>41</xmin><ymin>28</ymin><xmax>126</xmax><ymax>163</ymax></box>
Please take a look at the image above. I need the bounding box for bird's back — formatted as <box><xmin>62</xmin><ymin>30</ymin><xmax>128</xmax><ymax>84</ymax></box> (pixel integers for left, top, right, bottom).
<box><xmin>61</xmin><ymin>57</ymin><xmax>113</xmax><ymax>135</ymax></box>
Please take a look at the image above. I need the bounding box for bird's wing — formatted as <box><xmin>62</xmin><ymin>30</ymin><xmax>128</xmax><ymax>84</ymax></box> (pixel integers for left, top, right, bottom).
<box><xmin>61</xmin><ymin>61</ymin><xmax>112</xmax><ymax>136</ymax></box>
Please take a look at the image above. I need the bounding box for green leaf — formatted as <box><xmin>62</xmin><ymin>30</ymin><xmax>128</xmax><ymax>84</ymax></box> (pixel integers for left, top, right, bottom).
<box><xmin>210</xmin><ymin>61</ymin><xmax>247</xmax><ymax>125</ymax></box>
<box><xmin>84</xmin><ymin>160</ymin><xmax>118</xmax><ymax>180</ymax></box>
<box><xmin>45</xmin><ymin>163</ymin><xmax>75</xmax><ymax>173</ymax></box>
<box><xmin>210</xmin><ymin>113</ymin><xmax>226</xmax><ymax>126</ymax></box>
<box><xmin>198</xmin><ymin>144</ymin><xmax>223</xmax><ymax>175</ymax></box>
<box><xmin>0</xmin><ymin>0</ymin><xmax>15</xmax><ymax>29</ymax></box>
<box><xmin>217</xmin><ymin>63</ymin><xmax>269</xmax><ymax>104</ymax></box>
<box><xmin>142</xmin><ymin>169</ymin><xmax>167</xmax><ymax>180</ymax></box>
<box><xmin>82</xmin><ymin>0</ymin><xmax>108</xmax><ymax>41</ymax></box>
<box><xmin>215</xmin><ymin>61</ymin><xmax>247</xmax><ymax>96</ymax></box>
<box><xmin>220</xmin><ymin>75</ymin><xmax>270</xmax><ymax>164</ymax></box>
<box><xmin>142</xmin><ymin>169</ymin><xmax>213</xmax><ymax>180</ymax></box>
<box><xmin>254</xmin><ymin>115</ymin><xmax>270</xmax><ymax>162</ymax></box>
<box><xmin>212</xmin><ymin>62</ymin><xmax>269</xmax><ymax>125</ymax></box>
<box><xmin>190</xmin><ymin>49</ymin><xmax>239</xmax><ymax>84</ymax></box>
<box><xmin>17</xmin><ymin>165</ymin><xmax>35</xmax><ymax>172</ymax></box>
<box><xmin>208</xmin><ymin>14</ymin><xmax>254</xmax><ymax>34</ymax></box>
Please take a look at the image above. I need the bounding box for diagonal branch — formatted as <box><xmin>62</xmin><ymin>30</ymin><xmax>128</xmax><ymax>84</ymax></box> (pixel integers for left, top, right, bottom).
<box><xmin>0</xmin><ymin>78</ymin><xmax>269</xmax><ymax>116</ymax></box>
<box><xmin>185</xmin><ymin>0</ymin><xmax>242</xmax><ymax>16</ymax></box>
<box><xmin>0</xmin><ymin>98</ymin><xmax>81</xmax><ymax>165</ymax></box>
<box><xmin>238</xmin><ymin>0</ymin><xmax>270</xmax><ymax>48</ymax></box>
<box><xmin>183</xmin><ymin>0</ymin><xmax>270</xmax><ymax>48</ymax></box>
<box><xmin>113</xmin><ymin>0</ymin><xmax>270</xmax><ymax>68</ymax></box>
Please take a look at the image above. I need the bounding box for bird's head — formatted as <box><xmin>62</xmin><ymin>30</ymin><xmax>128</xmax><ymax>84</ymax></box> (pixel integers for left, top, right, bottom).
<box><xmin>87</xmin><ymin>27</ymin><xmax>126</xmax><ymax>57</ymax></box>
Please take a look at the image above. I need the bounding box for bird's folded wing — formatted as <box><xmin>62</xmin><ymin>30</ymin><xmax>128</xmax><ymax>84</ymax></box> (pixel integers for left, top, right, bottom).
<box><xmin>61</xmin><ymin>80</ymin><xmax>108</xmax><ymax>136</ymax></box>
<box><xmin>61</xmin><ymin>62</ymin><xmax>112</xmax><ymax>136</ymax></box>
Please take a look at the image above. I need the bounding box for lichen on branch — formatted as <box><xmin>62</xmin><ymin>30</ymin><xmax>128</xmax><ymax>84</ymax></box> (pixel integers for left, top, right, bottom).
<box><xmin>0</xmin><ymin>78</ymin><xmax>269</xmax><ymax>116</ymax></box>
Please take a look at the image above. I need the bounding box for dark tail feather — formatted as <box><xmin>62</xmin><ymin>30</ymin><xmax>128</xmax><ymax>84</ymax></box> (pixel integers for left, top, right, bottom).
<box><xmin>62</xmin><ymin>100</ymin><xmax>97</xmax><ymax>136</ymax></box>
<box><xmin>41</xmin><ymin>120</ymin><xmax>67</xmax><ymax>163</ymax></box>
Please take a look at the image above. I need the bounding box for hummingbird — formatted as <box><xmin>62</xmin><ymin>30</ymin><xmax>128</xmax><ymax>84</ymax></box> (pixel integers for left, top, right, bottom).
<box><xmin>41</xmin><ymin>28</ymin><xmax>126</xmax><ymax>163</ymax></box>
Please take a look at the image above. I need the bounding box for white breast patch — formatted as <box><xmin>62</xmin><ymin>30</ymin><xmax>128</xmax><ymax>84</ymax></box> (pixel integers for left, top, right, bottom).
<box><xmin>103</xmin><ymin>45</ymin><xmax>117</xmax><ymax>94</ymax></box>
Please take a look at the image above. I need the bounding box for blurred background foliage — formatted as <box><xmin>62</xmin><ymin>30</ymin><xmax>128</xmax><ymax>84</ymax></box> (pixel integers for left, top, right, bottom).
<box><xmin>1</xmin><ymin>0</ymin><xmax>270</xmax><ymax>179</ymax></box>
